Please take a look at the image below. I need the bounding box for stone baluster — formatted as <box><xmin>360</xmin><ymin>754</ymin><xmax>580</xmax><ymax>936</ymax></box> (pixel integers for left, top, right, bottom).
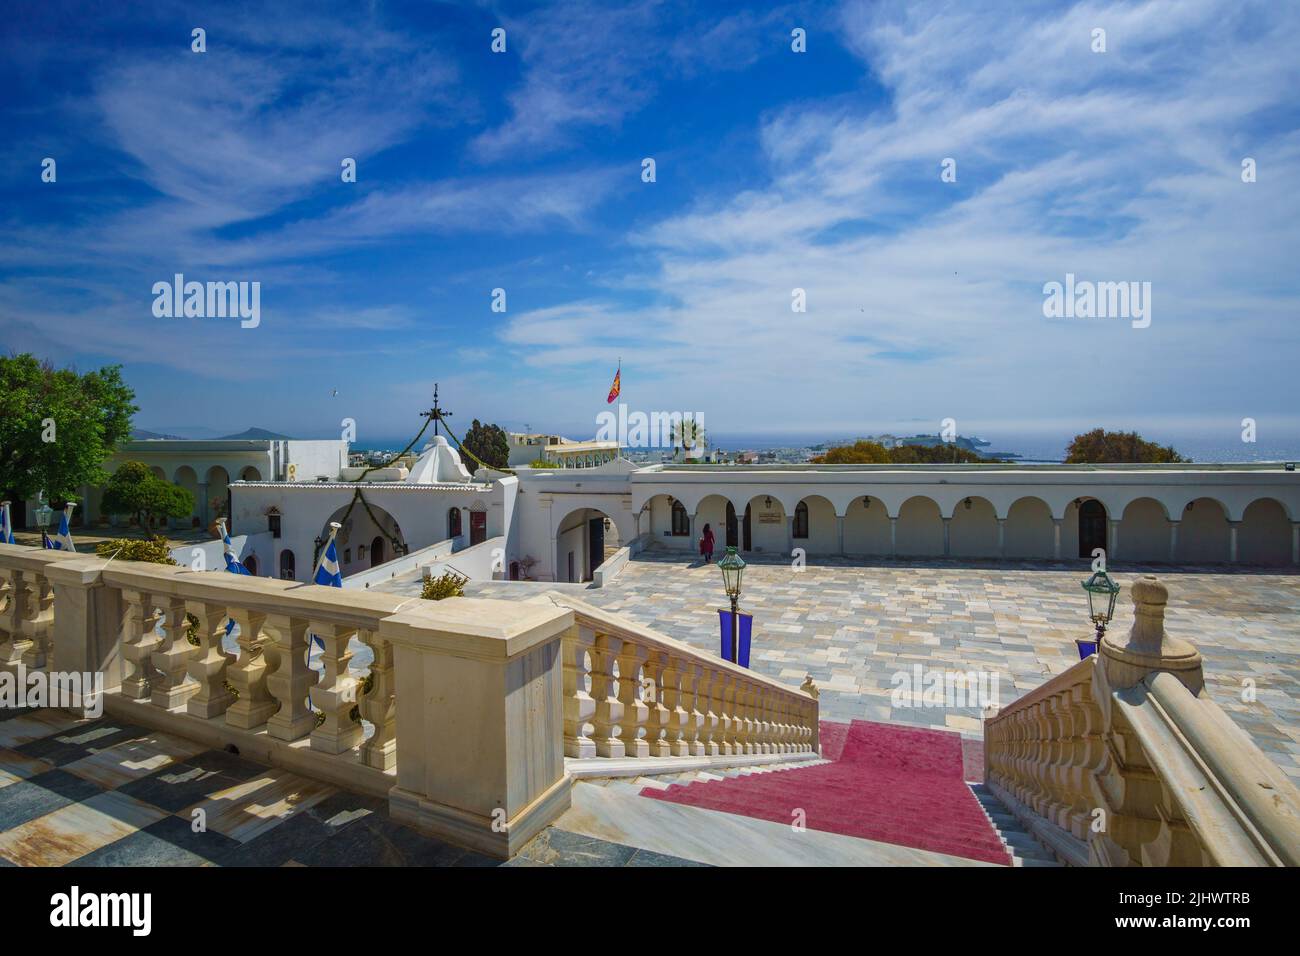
<box><xmin>760</xmin><ymin>693</ymin><xmax>775</xmax><ymax>754</ymax></box>
<box><xmin>225</xmin><ymin>607</ymin><xmax>277</xmax><ymax>728</ymax></box>
<box><xmin>697</xmin><ymin>669</ymin><xmax>719</xmax><ymax>756</ymax></box>
<box><xmin>738</xmin><ymin>681</ymin><xmax>759</xmax><ymax>754</ymax></box>
<box><xmin>21</xmin><ymin>572</ymin><xmax>55</xmax><ymax>668</ymax></box>
<box><xmin>590</xmin><ymin>632</ymin><xmax>624</xmax><ymax>758</ymax></box>
<box><xmin>616</xmin><ymin>641</ymin><xmax>649</xmax><ymax>757</ymax></box>
<box><xmin>265</xmin><ymin>614</ymin><xmax>317</xmax><ymax>741</ymax></box>
<box><xmin>681</xmin><ymin>661</ymin><xmax>706</xmax><ymax>757</ymax></box>
<box><xmin>774</xmin><ymin>696</ymin><xmax>790</xmax><ymax>753</ymax></box>
<box><xmin>185</xmin><ymin>599</ymin><xmax>235</xmax><ymax>718</ymax></box>
<box><xmin>150</xmin><ymin>596</ymin><xmax>200</xmax><ymax>709</ymax></box>
<box><xmin>309</xmin><ymin>622</ymin><xmax>363</xmax><ymax>753</ymax></box>
<box><xmin>563</xmin><ymin>625</ymin><xmax>596</xmax><ymax>758</ymax></box>
<box><xmin>662</xmin><ymin>656</ymin><xmax>690</xmax><ymax>757</ymax></box>
<box><xmin>642</xmin><ymin>650</ymin><xmax>671</xmax><ymax>757</ymax></box>
<box><xmin>717</xmin><ymin>673</ymin><xmax>738</xmax><ymax>755</ymax></box>
<box><xmin>360</xmin><ymin>632</ymin><xmax>397</xmax><ymax>771</ymax></box>
<box><xmin>0</xmin><ymin>568</ymin><xmax>32</xmax><ymax>672</ymax></box>
<box><xmin>120</xmin><ymin>588</ymin><xmax>161</xmax><ymax>700</ymax></box>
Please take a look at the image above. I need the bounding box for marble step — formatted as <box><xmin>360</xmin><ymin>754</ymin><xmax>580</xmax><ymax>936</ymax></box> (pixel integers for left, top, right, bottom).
<box><xmin>967</xmin><ymin>783</ymin><xmax>1063</xmax><ymax>866</ymax></box>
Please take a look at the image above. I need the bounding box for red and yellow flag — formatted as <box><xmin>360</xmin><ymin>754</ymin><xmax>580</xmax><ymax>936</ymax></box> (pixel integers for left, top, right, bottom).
<box><xmin>606</xmin><ymin>364</ymin><xmax>621</xmax><ymax>404</ymax></box>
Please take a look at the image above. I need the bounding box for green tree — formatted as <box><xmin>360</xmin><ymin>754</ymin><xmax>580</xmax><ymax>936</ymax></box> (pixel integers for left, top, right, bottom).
<box><xmin>101</xmin><ymin>461</ymin><xmax>194</xmax><ymax>527</ymax></box>
<box><xmin>460</xmin><ymin>419</ymin><xmax>510</xmax><ymax>470</ymax></box>
<box><xmin>811</xmin><ymin>440</ymin><xmax>891</xmax><ymax>464</ymax></box>
<box><xmin>1065</xmin><ymin>429</ymin><xmax>1187</xmax><ymax>464</ymax></box>
<box><xmin>0</xmin><ymin>354</ymin><xmax>137</xmax><ymax>502</ymax></box>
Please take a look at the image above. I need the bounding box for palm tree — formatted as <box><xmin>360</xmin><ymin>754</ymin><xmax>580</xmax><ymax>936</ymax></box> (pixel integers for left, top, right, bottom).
<box><xmin>669</xmin><ymin>419</ymin><xmax>707</xmax><ymax>458</ymax></box>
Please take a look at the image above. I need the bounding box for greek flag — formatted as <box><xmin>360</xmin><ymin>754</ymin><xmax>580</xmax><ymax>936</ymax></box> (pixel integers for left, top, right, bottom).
<box><xmin>0</xmin><ymin>501</ymin><xmax>14</xmax><ymax>545</ymax></box>
<box><xmin>218</xmin><ymin>519</ymin><xmax>251</xmax><ymax>575</ymax></box>
<box><xmin>214</xmin><ymin>519</ymin><xmax>248</xmax><ymax>636</ymax></box>
<box><xmin>45</xmin><ymin>504</ymin><xmax>76</xmax><ymax>552</ymax></box>
<box><xmin>307</xmin><ymin>522</ymin><xmax>345</xmax><ymax>701</ymax></box>
<box><xmin>313</xmin><ymin>522</ymin><xmax>343</xmax><ymax>588</ymax></box>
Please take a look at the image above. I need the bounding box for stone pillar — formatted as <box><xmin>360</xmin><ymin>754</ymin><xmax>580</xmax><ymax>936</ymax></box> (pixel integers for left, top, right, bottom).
<box><xmin>382</xmin><ymin>597</ymin><xmax>574</xmax><ymax>860</ymax></box>
<box><xmin>44</xmin><ymin>557</ymin><xmax>123</xmax><ymax>714</ymax></box>
<box><xmin>689</xmin><ymin>512</ymin><xmax>697</xmax><ymax>548</ymax></box>
<box><xmin>786</xmin><ymin>515</ymin><xmax>794</xmax><ymax>556</ymax></box>
<box><xmin>1099</xmin><ymin>575</ymin><xmax>1202</xmax><ymax>693</ymax></box>
<box><xmin>1053</xmin><ymin>518</ymin><xmax>1063</xmax><ymax>560</ymax></box>
<box><xmin>997</xmin><ymin>518</ymin><xmax>1006</xmax><ymax>558</ymax></box>
<box><xmin>835</xmin><ymin>514</ymin><xmax>845</xmax><ymax>555</ymax></box>
<box><xmin>1228</xmin><ymin>521</ymin><xmax>1240</xmax><ymax>563</ymax></box>
<box><xmin>889</xmin><ymin>516</ymin><xmax>898</xmax><ymax>557</ymax></box>
<box><xmin>942</xmin><ymin>517</ymin><xmax>951</xmax><ymax>557</ymax></box>
<box><xmin>1292</xmin><ymin>522</ymin><xmax>1300</xmax><ymax>566</ymax></box>
<box><xmin>1168</xmin><ymin>520</ymin><xmax>1180</xmax><ymax>564</ymax></box>
<box><xmin>197</xmin><ymin>482</ymin><xmax>210</xmax><ymax>528</ymax></box>
<box><xmin>1108</xmin><ymin>519</ymin><xmax>1121</xmax><ymax>560</ymax></box>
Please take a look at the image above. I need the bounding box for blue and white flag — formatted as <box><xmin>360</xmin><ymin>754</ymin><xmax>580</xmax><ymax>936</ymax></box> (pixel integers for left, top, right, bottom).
<box><xmin>313</xmin><ymin>522</ymin><xmax>343</xmax><ymax>588</ymax></box>
<box><xmin>45</xmin><ymin>504</ymin><xmax>76</xmax><ymax>552</ymax></box>
<box><xmin>307</xmin><ymin>521</ymin><xmax>345</xmax><ymax>697</ymax></box>
<box><xmin>214</xmin><ymin>519</ymin><xmax>248</xmax><ymax>636</ymax></box>
<box><xmin>0</xmin><ymin>501</ymin><xmax>14</xmax><ymax>545</ymax></box>
<box><xmin>217</xmin><ymin>518</ymin><xmax>251</xmax><ymax>575</ymax></box>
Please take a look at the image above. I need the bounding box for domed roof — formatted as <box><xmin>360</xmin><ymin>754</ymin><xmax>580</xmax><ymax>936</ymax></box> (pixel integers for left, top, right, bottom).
<box><xmin>404</xmin><ymin>435</ymin><xmax>473</xmax><ymax>484</ymax></box>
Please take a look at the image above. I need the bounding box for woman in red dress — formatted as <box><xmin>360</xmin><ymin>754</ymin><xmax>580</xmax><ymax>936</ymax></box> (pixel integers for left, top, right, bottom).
<box><xmin>700</xmin><ymin>523</ymin><xmax>715</xmax><ymax>564</ymax></box>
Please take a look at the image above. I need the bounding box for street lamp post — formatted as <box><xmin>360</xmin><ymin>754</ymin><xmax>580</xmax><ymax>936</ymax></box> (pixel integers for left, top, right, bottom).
<box><xmin>717</xmin><ymin>546</ymin><xmax>746</xmax><ymax>663</ymax></box>
<box><xmin>35</xmin><ymin>499</ymin><xmax>54</xmax><ymax>542</ymax></box>
<box><xmin>1080</xmin><ymin>569</ymin><xmax>1121</xmax><ymax>658</ymax></box>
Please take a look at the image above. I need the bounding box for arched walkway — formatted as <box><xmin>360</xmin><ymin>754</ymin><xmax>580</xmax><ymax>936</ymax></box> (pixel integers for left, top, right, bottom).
<box><xmin>743</xmin><ymin>494</ymin><xmax>788</xmax><ymax>555</ymax></box>
<box><xmin>896</xmin><ymin>496</ymin><xmax>942</xmax><ymax>557</ymax></box>
<box><xmin>319</xmin><ymin>502</ymin><xmax>407</xmax><ymax>579</ymax></box>
<box><xmin>174</xmin><ymin>466</ymin><xmax>199</xmax><ymax>528</ymax></box>
<box><xmin>1119</xmin><ymin>497</ymin><xmax>1168</xmax><ymax>563</ymax></box>
<box><xmin>1005</xmin><ymin>497</ymin><xmax>1054</xmax><ymax>559</ymax></box>
<box><xmin>1176</xmin><ymin>497</ymin><xmax>1229</xmax><ymax>563</ymax></box>
<box><xmin>843</xmin><ymin>495</ymin><xmax>891</xmax><ymax>555</ymax></box>
<box><xmin>556</xmin><ymin>507</ymin><xmax>622</xmax><ymax>583</ymax></box>
<box><xmin>1238</xmin><ymin>498</ymin><xmax>1290</xmax><ymax>565</ymax></box>
<box><xmin>793</xmin><ymin>495</ymin><xmax>837</xmax><ymax>554</ymax></box>
<box><xmin>949</xmin><ymin>496</ymin><xmax>997</xmax><ymax>557</ymax></box>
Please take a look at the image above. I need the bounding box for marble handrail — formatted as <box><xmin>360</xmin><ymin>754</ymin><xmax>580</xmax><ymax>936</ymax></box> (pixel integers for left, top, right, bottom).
<box><xmin>985</xmin><ymin>575</ymin><xmax>1300</xmax><ymax>867</ymax></box>
<box><xmin>547</xmin><ymin>593</ymin><xmax>818</xmax><ymax>761</ymax></box>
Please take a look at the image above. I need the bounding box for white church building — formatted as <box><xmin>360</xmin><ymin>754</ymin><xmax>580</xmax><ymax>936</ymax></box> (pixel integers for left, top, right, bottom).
<box><xmin>223</xmin><ymin>438</ymin><xmax>1300</xmax><ymax>586</ymax></box>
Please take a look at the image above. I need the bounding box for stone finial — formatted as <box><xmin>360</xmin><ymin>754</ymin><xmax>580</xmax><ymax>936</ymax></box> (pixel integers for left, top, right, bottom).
<box><xmin>800</xmin><ymin>674</ymin><xmax>819</xmax><ymax>699</ymax></box>
<box><xmin>1100</xmin><ymin>575</ymin><xmax>1203</xmax><ymax>693</ymax></box>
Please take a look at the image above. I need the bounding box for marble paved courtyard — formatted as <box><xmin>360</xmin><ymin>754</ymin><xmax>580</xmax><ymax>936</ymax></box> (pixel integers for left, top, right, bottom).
<box><xmin>418</xmin><ymin>551</ymin><xmax>1300</xmax><ymax>781</ymax></box>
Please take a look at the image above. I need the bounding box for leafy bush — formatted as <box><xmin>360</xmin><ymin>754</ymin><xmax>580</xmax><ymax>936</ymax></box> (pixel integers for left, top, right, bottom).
<box><xmin>95</xmin><ymin>534</ymin><xmax>177</xmax><ymax>564</ymax></box>
<box><xmin>1065</xmin><ymin>429</ymin><xmax>1187</xmax><ymax>463</ymax></box>
<box><xmin>421</xmin><ymin>570</ymin><xmax>467</xmax><ymax>601</ymax></box>
<box><xmin>95</xmin><ymin>536</ymin><xmax>201</xmax><ymax>645</ymax></box>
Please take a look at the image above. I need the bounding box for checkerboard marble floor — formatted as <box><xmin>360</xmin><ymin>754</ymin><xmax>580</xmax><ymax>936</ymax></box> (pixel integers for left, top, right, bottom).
<box><xmin>447</xmin><ymin>551</ymin><xmax>1300</xmax><ymax>780</ymax></box>
<box><xmin>0</xmin><ymin>709</ymin><xmax>700</xmax><ymax>867</ymax></box>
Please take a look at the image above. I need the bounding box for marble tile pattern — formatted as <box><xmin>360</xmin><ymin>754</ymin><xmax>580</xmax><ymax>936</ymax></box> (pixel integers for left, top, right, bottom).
<box><xmin>0</xmin><ymin>711</ymin><xmax>702</xmax><ymax>867</ymax></box>
<box><xmin>382</xmin><ymin>551</ymin><xmax>1300</xmax><ymax>779</ymax></box>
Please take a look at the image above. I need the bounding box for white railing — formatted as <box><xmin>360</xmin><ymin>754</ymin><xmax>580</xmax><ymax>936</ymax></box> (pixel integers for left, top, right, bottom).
<box><xmin>0</xmin><ymin>543</ymin><xmax>821</xmax><ymax>855</ymax></box>
<box><xmin>550</xmin><ymin>594</ymin><xmax>818</xmax><ymax>765</ymax></box>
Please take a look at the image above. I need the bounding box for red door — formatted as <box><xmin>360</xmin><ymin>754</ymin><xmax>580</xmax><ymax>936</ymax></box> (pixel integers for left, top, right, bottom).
<box><xmin>470</xmin><ymin>511</ymin><xmax>487</xmax><ymax>545</ymax></box>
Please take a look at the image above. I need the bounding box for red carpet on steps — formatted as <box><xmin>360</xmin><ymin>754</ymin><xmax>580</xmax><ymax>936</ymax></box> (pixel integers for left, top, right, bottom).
<box><xmin>640</xmin><ymin>720</ymin><xmax>1011</xmax><ymax>865</ymax></box>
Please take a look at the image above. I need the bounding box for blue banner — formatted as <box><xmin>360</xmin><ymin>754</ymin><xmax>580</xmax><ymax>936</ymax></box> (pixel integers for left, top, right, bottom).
<box><xmin>1076</xmin><ymin>638</ymin><xmax>1098</xmax><ymax>660</ymax></box>
<box><xmin>718</xmin><ymin>609</ymin><xmax>753</xmax><ymax>668</ymax></box>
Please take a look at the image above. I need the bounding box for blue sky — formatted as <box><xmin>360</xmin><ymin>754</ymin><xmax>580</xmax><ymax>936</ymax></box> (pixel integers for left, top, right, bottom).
<box><xmin>1</xmin><ymin>0</ymin><xmax>1298</xmax><ymax>449</ymax></box>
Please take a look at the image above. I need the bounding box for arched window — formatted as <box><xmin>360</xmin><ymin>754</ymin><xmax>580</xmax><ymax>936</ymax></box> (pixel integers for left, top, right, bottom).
<box><xmin>448</xmin><ymin>507</ymin><xmax>462</xmax><ymax>539</ymax></box>
<box><xmin>670</xmin><ymin>499</ymin><xmax>689</xmax><ymax>536</ymax></box>
<box><xmin>279</xmin><ymin>550</ymin><xmax>296</xmax><ymax>580</ymax></box>
<box><xmin>371</xmin><ymin>536</ymin><xmax>385</xmax><ymax>567</ymax></box>
<box><xmin>793</xmin><ymin>501</ymin><xmax>809</xmax><ymax>539</ymax></box>
<box><xmin>243</xmin><ymin>555</ymin><xmax>259</xmax><ymax>576</ymax></box>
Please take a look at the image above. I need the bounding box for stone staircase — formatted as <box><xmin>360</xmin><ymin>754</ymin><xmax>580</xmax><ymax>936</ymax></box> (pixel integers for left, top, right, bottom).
<box><xmin>587</xmin><ymin>756</ymin><xmax>831</xmax><ymax>796</ymax></box>
<box><xmin>968</xmin><ymin>782</ymin><xmax>1063</xmax><ymax>867</ymax></box>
